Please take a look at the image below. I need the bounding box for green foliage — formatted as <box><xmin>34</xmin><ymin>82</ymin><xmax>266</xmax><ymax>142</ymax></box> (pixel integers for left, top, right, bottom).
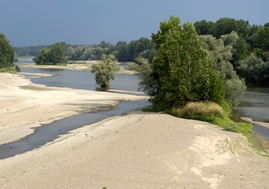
<box><xmin>14</xmin><ymin>45</ymin><xmax>47</xmax><ymax>57</ymax></box>
<box><xmin>199</xmin><ymin>34</ymin><xmax>246</xmax><ymax>106</ymax></box>
<box><xmin>194</xmin><ymin>17</ymin><xmax>269</xmax><ymax>85</ymax></box>
<box><xmin>224</xmin><ymin>78</ymin><xmax>247</xmax><ymax>106</ymax></box>
<box><xmin>136</xmin><ymin>58</ymin><xmax>158</xmax><ymax>96</ymax></box>
<box><xmin>91</xmin><ymin>54</ymin><xmax>120</xmax><ymax>88</ymax></box>
<box><xmin>0</xmin><ymin>33</ymin><xmax>15</xmax><ymax>71</ymax></box>
<box><xmin>213</xmin><ymin>18</ymin><xmax>250</xmax><ymax>38</ymax></box>
<box><xmin>127</xmin><ymin>62</ymin><xmax>140</xmax><ymax>72</ymax></box>
<box><xmin>237</xmin><ymin>53</ymin><xmax>269</xmax><ymax>84</ymax></box>
<box><xmin>249</xmin><ymin>25</ymin><xmax>269</xmax><ymax>51</ymax></box>
<box><xmin>150</xmin><ymin>16</ymin><xmax>224</xmax><ymax>108</ymax></box>
<box><xmin>194</xmin><ymin>20</ymin><xmax>215</xmax><ymax>35</ymax></box>
<box><xmin>33</xmin><ymin>43</ymin><xmax>67</xmax><ymax>65</ymax></box>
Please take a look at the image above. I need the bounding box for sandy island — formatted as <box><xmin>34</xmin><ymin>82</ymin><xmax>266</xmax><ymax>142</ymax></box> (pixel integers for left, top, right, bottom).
<box><xmin>0</xmin><ymin>72</ymin><xmax>268</xmax><ymax>188</ymax></box>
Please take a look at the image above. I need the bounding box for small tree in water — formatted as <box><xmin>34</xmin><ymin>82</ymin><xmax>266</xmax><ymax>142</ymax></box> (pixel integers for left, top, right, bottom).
<box><xmin>91</xmin><ymin>54</ymin><xmax>120</xmax><ymax>88</ymax></box>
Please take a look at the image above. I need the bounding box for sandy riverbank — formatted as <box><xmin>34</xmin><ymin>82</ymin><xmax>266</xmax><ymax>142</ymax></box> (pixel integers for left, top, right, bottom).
<box><xmin>0</xmin><ymin>72</ymin><xmax>269</xmax><ymax>188</ymax></box>
<box><xmin>0</xmin><ymin>111</ymin><xmax>268</xmax><ymax>188</ymax></box>
<box><xmin>0</xmin><ymin>73</ymin><xmax>146</xmax><ymax>145</ymax></box>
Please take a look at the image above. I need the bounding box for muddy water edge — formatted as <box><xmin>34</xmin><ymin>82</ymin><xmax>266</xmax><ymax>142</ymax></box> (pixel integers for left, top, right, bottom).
<box><xmin>232</xmin><ymin>87</ymin><xmax>269</xmax><ymax>152</ymax></box>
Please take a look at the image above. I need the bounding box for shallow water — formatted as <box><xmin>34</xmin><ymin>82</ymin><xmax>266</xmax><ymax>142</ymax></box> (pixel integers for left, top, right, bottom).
<box><xmin>232</xmin><ymin>90</ymin><xmax>269</xmax><ymax>141</ymax></box>
<box><xmin>0</xmin><ymin>58</ymin><xmax>149</xmax><ymax>159</ymax></box>
<box><xmin>0</xmin><ymin>100</ymin><xmax>150</xmax><ymax>159</ymax></box>
<box><xmin>13</xmin><ymin>58</ymin><xmax>269</xmax><ymax>153</ymax></box>
<box><xmin>20</xmin><ymin>67</ymin><xmax>140</xmax><ymax>92</ymax></box>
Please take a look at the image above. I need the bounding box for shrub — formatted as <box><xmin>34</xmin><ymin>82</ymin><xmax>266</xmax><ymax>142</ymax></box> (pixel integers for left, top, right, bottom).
<box><xmin>127</xmin><ymin>62</ymin><xmax>140</xmax><ymax>72</ymax></box>
<box><xmin>170</xmin><ymin>101</ymin><xmax>224</xmax><ymax>119</ymax></box>
<box><xmin>224</xmin><ymin>78</ymin><xmax>246</xmax><ymax>106</ymax></box>
<box><xmin>170</xmin><ymin>101</ymin><xmax>252</xmax><ymax>136</ymax></box>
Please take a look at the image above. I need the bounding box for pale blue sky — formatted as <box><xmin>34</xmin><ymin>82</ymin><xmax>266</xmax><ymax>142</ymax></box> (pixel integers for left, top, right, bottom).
<box><xmin>1</xmin><ymin>0</ymin><xmax>268</xmax><ymax>47</ymax></box>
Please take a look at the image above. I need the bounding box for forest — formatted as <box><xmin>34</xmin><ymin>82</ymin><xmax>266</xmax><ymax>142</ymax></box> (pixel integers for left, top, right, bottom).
<box><xmin>14</xmin><ymin>17</ymin><xmax>269</xmax><ymax>86</ymax></box>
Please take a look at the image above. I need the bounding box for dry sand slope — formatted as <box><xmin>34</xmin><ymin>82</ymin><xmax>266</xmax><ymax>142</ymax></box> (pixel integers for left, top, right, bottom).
<box><xmin>0</xmin><ymin>113</ymin><xmax>268</xmax><ymax>189</ymax></box>
<box><xmin>0</xmin><ymin>73</ymin><xmax>268</xmax><ymax>188</ymax></box>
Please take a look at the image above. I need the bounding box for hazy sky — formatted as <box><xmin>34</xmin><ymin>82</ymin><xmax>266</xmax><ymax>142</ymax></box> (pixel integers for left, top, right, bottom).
<box><xmin>1</xmin><ymin>0</ymin><xmax>268</xmax><ymax>47</ymax></box>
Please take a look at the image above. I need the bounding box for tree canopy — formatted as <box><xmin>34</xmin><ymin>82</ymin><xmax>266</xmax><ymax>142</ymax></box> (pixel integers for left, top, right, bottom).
<box><xmin>0</xmin><ymin>33</ymin><xmax>15</xmax><ymax>71</ymax></box>
<box><xmin>33</xmin><ymin>43</ymin><xmax>67</xmax><ymax>65</ymax></box>
<box><xmin>194</xmin><ymin>18</ymin><xmax>269</xmax><ymax>86</ymax></box>
<box><xmin>143</xmin><ymin>16</ymin><xmax>224</xmax><ymax>109</ymax></box>
<box><xmin>199</xmin><ymin>34</ymin><xmax>246</xmax><ymax>105</ymax></box>
<box><xmin>91</xmin><ymin>54</ymin><xmax>120</xmax><ymax>88</ymax></box>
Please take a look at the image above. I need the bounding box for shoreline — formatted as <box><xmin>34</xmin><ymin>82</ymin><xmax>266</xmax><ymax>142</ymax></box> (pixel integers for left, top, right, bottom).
<box><xmin>0</xmin><ymin>73</ymin><xmax>147</xmax><ymax>145</ymax></box>
<box><xmin>241</xmin><ymin>117</ymin><xmax>269</xmax><ymax>129</ymax></box>
<box><xmin>0</xmin><ymin>68</ymin><xmax>269</xmax><ymax>188</ymax></box>
<box><xmin>19</xmin><ymin>61</ymin><xmax>137</xmax><ymax>74</ymax></box>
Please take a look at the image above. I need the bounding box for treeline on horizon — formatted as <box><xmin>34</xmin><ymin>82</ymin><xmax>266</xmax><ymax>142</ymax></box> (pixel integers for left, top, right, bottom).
<box><xmin>14</xmin><ymin>17</ymin><xmax>269</xmax><ymax>85</ymax></box>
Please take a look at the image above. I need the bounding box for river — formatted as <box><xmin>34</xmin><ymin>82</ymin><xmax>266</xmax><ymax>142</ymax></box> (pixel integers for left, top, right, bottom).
<box><xmin>232</xmin><ymin>88</ymin><xmax>269</xmax><ymax>149</ymax></box>
<box><xmin>3</xmin><ymin>58</ymin><xmax>267</xmax><ymax>157</ymax></box>
<box><xmin>17</xmin><ymin>59</ymin><xmax>269</xmax><ymax>142</ymax></box>
<box><xmin>0</xmin><ymin>58</ymin><xmax>149</xmax><ymax>159</ymax></box>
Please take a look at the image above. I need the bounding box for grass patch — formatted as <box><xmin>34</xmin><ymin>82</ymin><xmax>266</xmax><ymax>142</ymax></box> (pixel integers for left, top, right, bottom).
<box><xmin>169</xmin><ymin>101</ymin><xmax>252</xmax><ymax>135</ymax></box>
<box><xmin>0</xmin><ymin>66</ymin><xmax>17</xmax><ymax>73</ymax></box>
<box><xmin>170</xmin><ymin>101</ymin><xmax>224</xmax><ymax>119</ymax></box>
<box><xmin>172</xmin><ymin>101</ymin><xmax>268</xmax><ymax>155</ymax></box>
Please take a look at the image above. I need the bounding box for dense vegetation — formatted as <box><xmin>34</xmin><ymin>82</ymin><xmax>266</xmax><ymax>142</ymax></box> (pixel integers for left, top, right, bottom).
<box><xmin>147</xmin><ymin>16</ymin><xmax>224</xmax><ymax>109</ymax></box>
<box><xmin>141</xmin><ymin>17</ymin><xmax>254</xmax><ymax>146</ymax></box>
<box><xmin>14</xmin><ymin>45</ymin><xmax>48</xmax><ymax>57</ymax></box>
<box><xmin>33</xmin><ymin>43</ymin><xmax>67</xmax><ymax>65</ymax></box>
<box><xmin>0</xmin><ymin>33</ymin><xmax>15</xmax><ymax>72</ymax></box>
<box><xmin>194</xmin><ymin>18</ymin><xmax>269</xmax><ymax>85</ymax></box>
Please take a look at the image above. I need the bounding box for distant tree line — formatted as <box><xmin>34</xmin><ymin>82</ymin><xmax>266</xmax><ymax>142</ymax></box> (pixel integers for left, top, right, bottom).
<box><xmin>14</xmin><ymin>45</ymin><xmax>48</xmax><ymax>57</ymax></box>
<box><xmin>14</xmin><ymin>38</ymin><xmax>156</xmax><ymax>63</ymax></box>
<box><xmin>61</xmin><ymin>38</ymin><xmax>156</xmax><ymax>63</ymax></box>
<box><xmin>13</xmin><ymin>17</ymin><xmax>269</xmax><ymax>85</ymax></box>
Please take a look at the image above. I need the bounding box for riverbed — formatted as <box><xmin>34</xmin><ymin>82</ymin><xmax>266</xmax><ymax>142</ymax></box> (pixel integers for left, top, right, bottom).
<box><xmin>16</xmin><ymin>58</ymin><xmax>269</xmax><ymax>147</ymax></box>
<box><xmin>0</xmin><ymin>59</ymin><xmax>150</xmax><ymax>159</ymax></box>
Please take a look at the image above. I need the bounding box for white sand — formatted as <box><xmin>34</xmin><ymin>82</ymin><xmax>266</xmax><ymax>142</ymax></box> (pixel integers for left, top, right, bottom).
<box><xmin>0</xmin><ymin>73</ymin><xmax>268</xmax><ymax>188</ymax></box>
<box><xmin>0</xmin><ymin>73</ymin><xmax>146</xmax><ymax>145</ymax></box>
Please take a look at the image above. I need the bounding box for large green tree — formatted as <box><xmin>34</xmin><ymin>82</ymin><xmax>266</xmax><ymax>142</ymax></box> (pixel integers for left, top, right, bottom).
<box><xmin>91</xmin><ymin>54</ymin><xmax>120</xmax><ymax>88</ymax></box>
<box><xmin>34</xmin><ymin>43</ymin><xmax>67</xmax><ymax>65</ymax></box>
<box><xmin>147</xmin><ymin>16</ymin><xmax>224</xmax><ymax>108</ymax></box>
<box><xmin>0</xmin><ymin>33</ymin><xmax>15</xmax><ymax>71</ymax></box>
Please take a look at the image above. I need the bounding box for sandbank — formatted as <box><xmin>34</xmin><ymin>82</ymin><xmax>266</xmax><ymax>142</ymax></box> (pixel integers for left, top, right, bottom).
<box><xmin>0</xmin><ymin>72</ymin><xmax>268</xmax><ymax>188</ymax></box>
<box><xmin>0</xmin><ymin>111</ymin><xmax>268</xmax><ymax>188</ymax></box>
<box><xmin>0</xmin><ymin>73</ymin><xmax>146</xmax><ymax>145</ymax></box>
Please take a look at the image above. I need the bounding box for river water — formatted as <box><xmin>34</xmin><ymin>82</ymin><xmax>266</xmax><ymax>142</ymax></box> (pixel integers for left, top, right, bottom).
<box><xmin>2</xmin><ymin>58</ymin><xmax>267</xmax><ymax>158</ymax></box>
<box><xmin>0</xmin><ymin>58</ymin><xmax>149</xmax><ymax>159</ymax></box>
<box><xmin>232</xmin><ymin>88</ymin><xmax>269</xmax><ymax>141</ymax></box>
<box><xmin>0</xmin><ymin>100</ymin><xmax>150</xmax><ymax>159</ymax></box>
<box><xmin>17</xmin><ymin>59</ymin><xmax>269</xmax><ymax>142</ymax></box>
